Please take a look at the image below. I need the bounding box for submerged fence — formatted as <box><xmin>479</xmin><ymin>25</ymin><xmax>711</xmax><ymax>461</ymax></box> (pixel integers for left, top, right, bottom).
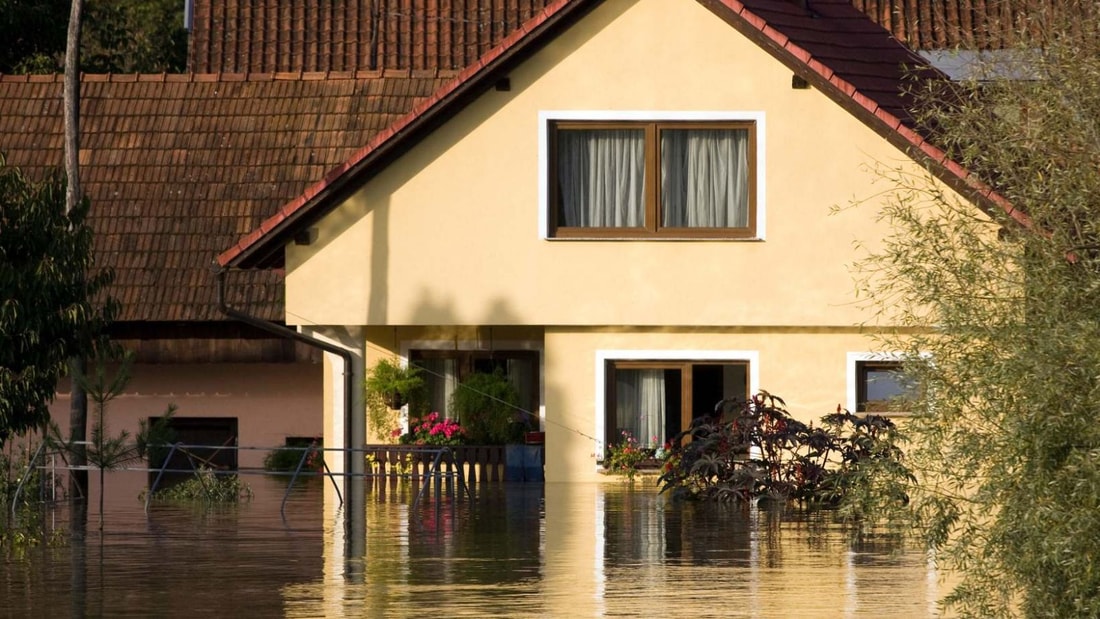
<box><xmin>10</xmin><ymin>441</ymin><xmax>538</xmax><ymax>521</ymax></box>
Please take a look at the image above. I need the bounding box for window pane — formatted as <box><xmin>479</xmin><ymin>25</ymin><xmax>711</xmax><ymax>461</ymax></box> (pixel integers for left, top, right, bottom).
<box><xmin>858</xmin><ymin>362</ymin><xmax>915</xmax><ymax>412</ymax></box>
<box><xmin>660</xmin><ymin>128</ymin><xmax>750</xmax><ymax>228</ymax></box>
<box><xmin>614</xmin><ymin>368</ymin><xmax>666</xmax><ymax>446</ymax></box>
<box><xmin>418</xmin><ymin>357</ymin><xmax>458</xmax><ymax>418</ymax></box>
<box><xmin>556</xmin><ymin>128</ymin><xmax>646</xmax><ymax>228</ymax></box>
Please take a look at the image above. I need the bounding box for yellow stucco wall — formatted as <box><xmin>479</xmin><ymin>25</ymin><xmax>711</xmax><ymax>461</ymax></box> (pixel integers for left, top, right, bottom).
<box><xmin>543</xmin><ymin>327</ymin><xmax>896</xmax><ymax>482</ymax></box>
<box><xmin>290</xmin><ymin>0</ymin><xmax>964</xmax><ymax>481</ymax></box>
<box><xmin>285</xmin><ymin>0</ymin><xmax>923</xmax><ymax>329</ymax></box>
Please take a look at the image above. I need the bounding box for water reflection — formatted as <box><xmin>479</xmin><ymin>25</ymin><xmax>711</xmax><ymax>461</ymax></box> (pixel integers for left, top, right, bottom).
<box><xmin>1</xmin><ymin>474</ymin><xmax>939</xmax><ymax>617</ymax></box>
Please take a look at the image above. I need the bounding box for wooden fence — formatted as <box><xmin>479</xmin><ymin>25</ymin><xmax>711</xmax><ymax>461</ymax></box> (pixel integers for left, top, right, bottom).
<box><xmin>362</xmin><ymin>444</ymin><xmax>508</xmax><ymax>489</ymax></box>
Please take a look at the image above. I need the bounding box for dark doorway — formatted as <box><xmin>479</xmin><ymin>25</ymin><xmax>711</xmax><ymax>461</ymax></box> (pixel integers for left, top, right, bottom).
<box><xmin>147</xmin><ymin>417</ymin><xmax>239</xmax><ymax>487</ymax></box>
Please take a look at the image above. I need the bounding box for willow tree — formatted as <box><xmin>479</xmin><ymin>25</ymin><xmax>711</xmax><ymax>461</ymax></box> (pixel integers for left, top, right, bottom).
<box><xmin>858</xmin><ymin>3</ymin><xmax>1100</xmax><ymax>616</ymax></box>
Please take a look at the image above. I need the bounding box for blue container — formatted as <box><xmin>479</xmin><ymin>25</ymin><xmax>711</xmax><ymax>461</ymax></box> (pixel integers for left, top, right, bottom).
<box><xmin>522</xmin><ymin>445</ymin><xmax>544</xmax><ymax>482</ymax></box>
<box><xmin>504</xmin><ymin>444</ymin><xmax>525</xmax><ymax>481</ymax></box>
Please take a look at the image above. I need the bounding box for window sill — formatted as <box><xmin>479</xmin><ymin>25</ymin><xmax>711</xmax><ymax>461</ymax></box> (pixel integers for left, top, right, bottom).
<box><xmin>544</xmin><ymin>235</ymin><xmax>764</xmax><ymax>242</ymax></box>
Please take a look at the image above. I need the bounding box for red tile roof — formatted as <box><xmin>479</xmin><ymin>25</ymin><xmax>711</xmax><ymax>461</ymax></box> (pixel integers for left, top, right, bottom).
<box><xmin>0</xmin><ymin>71</ymin><xmax>455</xmax><ymax>322</ymax></box>
<box><xmin>852</xmin><ymin>0</ymin><xmax>1054</xmax><ymax>50</ymax></box>
<box><xmin>188</xmin><ymin>0</ymin><xmax>556</xmax><ymax>73</ymax></box>
<box><xmin>220</xmin><ymin>0</ymin><xmax>1022</xmax><ymax>270</ymax></box>
<box><xmin>185</xmin><ymin>1</ymin><xmax>1042</xmax><ymax>76</ymax></box>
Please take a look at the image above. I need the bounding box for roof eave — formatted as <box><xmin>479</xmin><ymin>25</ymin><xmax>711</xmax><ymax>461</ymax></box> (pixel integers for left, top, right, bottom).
<box><xmin>218</xmin><ymin>0</ymin><xmax>601</xmax><ymax>270</ymax></box>
<box><xmin>702</xmin><ymin>0</ymin><xmax>1024</xmax><ymax>226</ymax></box>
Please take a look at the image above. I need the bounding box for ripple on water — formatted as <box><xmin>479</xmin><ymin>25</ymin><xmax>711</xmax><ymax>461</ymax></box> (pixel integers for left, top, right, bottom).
<box><xmin>1</xmin><ymin>474</ymin><xmax>939</xmax><ymax>618</ymax></box>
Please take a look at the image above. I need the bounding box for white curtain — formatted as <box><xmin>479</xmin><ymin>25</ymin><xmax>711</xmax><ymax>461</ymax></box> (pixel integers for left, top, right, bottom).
<box><xmin>506</xmin><ymin>357</ymin><xmax>536</xmax><ymax>421</ymax></box>
<box><xmin>660</xmin><ymin>128</ymin><xmax>749</xmax><ymax>228</ymax></box>
<box><xmin>557</xmin><ymin>129</ymin><xmax>646</xmax><ymax>227</ymax></box>
<box><xmin>419</xmin><ymin>358</ymin><xmax>458</xmax><ymax>418</ymax></box>
<box><xmin>615</xmin><ymin>369</ymin><xmax>666</xmax><ymax>447</ymax></box>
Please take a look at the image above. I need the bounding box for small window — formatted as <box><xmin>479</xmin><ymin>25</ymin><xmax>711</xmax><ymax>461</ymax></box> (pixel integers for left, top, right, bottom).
<box><xmin>856</xmin><ymin>361</ymin><xmax>915</xmax><ymax>413</ymax></box>
<box><xmin>549</xmin><ymin>120</ymin><xmax>757</xmax><ymax>239</ymax></box>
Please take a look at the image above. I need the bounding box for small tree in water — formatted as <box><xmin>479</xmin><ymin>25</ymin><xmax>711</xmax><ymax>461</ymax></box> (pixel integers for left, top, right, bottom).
<box><xmin>48</xmin><ymin>350</ymin><xmax>175</xmax><ymax>530</ymax></box>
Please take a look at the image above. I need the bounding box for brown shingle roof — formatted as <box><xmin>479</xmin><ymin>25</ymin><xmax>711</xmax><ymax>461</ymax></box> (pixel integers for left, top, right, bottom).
<box><xmin>221</xmin><ymin>0</ymin><xmax>1025</xmax><ymax>270</ymax></box>
<box><xmin>852</xmin><ymin>0</ymin><xmax>1055</xmax><ymax>50</ymax></box>
<box><xmin>187</xmin><ymin>1</ymin><xmax>1046</xmax><ymax>75</ymax></box>
<box><xmin>188</xmin><ymin>0</ymin><xmax>555</xmax><ymax>73</ymax></box>
<box><xmin>0</xmin><ymin>70</ymin><xmax>455</xmax><ymax>322</ymax></box>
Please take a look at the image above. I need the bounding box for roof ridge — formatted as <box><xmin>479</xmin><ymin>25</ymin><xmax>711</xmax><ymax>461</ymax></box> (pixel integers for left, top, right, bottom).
<box><xmin>0</xmin><ymin>70</ymin><xmax>463</xmax><ymax>84</ymax></box>
<box><xmin>217</xmin><ymin>0</ymin><xmax>576</xmax><ymax>268</ymax></box>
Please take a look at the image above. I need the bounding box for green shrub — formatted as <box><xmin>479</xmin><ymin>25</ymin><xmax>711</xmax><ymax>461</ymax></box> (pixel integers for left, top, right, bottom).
<box><xmin>658</xmin><ymin>392</ymin><xmax>912</xmax><ymax>512</ymax></box>
<box><xmin>450</xmin><ymin>369</ymin><xmax>522</xmax><ymax>444</ymax></box>
<box><xmin>263</xmin><ymin>441</ymin><xmax>322</xmax><ymax>473</ymax></box>
<box><xmin>144</xmin><ymin>467</ymin><xmax>252</xmax><ymax>503</ymax></box>
<box><xmin>604</xmin><ymin>431</ymin><xmax>659</xmax><ymax>481</ymax></box>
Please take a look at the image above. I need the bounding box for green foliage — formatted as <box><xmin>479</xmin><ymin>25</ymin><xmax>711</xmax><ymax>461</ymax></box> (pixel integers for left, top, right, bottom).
<box><xmin>144</xmin><ymin>467</ymin><xmax>253</xmax><ymax>503</ymax></box>
<box><xmin>855</xmin><ymin>5</ymin><xmax>1100</xmax><ymax>614</ymax></box>
<box><xmin>263</xmin><ymin>439</ymin><xmax>323</xmax><ymax>473</ymax></box>
<box><xmin>82</xmin><ymin>0</ymin><xmax>188</xmax><ymax>74</ymax></box>
<box><xmin>0</xmin><ymin>0</ymin><xmax>187</xmax><ymax>74</ymax></box>
<box><xmin>450</xmin><ymin>369</ymin><xmax>522</xmax><ymax>444</ymax></box>
<box><xmin>603</xmin><ymin>431</ymin><xmax>659</xmax><ymax>481</ymax></box>
<box><xmin>0</xmin><ymin>0</ymin><xmax>69</xmax><ymax>74</ymax></box>
<box><xmin>658</xmin><ymin>393</ymin><xmax>912</xmax><ymax>513</ymax></box>
<box><xmin>1</xmin><ymin>440</ymin><xmax>65</xmax><ymax>554</ymax></box>
<box><xmin>0</xmin><ymin>156</ymin><xmax>116</xmax><ymax>446</ymax></box>
<box><xmin>365</xmin><ymin>358</ymin><xmax>424</xmax><ymax>439</ymax></box>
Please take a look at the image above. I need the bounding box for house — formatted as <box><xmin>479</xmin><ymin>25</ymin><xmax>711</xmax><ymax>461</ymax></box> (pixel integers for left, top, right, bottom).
<box><xmin>217</xmin><ymin>0</ymin><xmax>1013</xmax><ymax>482</ymax></box>
<box><xmin>0</xmin><ymin>0</ymin><xmax>1015</xmax><ymax>476</ymax></box>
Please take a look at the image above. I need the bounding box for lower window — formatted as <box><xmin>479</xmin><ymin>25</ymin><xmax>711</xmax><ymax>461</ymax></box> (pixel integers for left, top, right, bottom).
<box><xmin>855</xmin><ymin>360</ymin><xmax>915</xmax><ymax>413</ymax></box>
<box><xmin>409</xmin><ymin>349</ymin><xmax>539</xmax><ymax>421</ymax></box>
<box><xmin>605</xmin><ymin>360</ymin><xmax>749</xmax><ymax>449</ymax></box>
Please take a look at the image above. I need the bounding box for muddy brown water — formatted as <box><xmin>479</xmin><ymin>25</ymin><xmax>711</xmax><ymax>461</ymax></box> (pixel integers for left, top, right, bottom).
<box><xmin>1</xmin><ymin>472</ymin><xmax>941</xmax><ymax>617</ymax></box>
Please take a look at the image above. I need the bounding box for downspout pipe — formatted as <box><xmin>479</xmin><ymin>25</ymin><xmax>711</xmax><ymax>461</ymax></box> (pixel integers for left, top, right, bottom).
<box><xmin>215</xmin><ymin>268</ymin><xmax>356</xmax><ymax>478</ymax></box>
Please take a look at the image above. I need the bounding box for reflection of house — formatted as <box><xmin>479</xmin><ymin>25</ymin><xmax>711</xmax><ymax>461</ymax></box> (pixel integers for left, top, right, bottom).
<box><xmin>217</xmin><ymin>0</ymin><xmax>1010</xmax><ymax>481</ymax></box>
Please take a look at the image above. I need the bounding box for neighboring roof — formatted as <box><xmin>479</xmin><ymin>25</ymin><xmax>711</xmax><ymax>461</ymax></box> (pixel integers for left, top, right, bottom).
<box><xmin>188</xmin><ymin>0</ymin><xmax>555</xmax><ymax>73</ymax></box>
<box><xmin>0</xmin><ymin>70</ymin><xmax>455</xmax><ymax>322</ymax></box>
<box><xmin>186</xmin><ymin>0</ymin><xmax>1041</xmax><ymax>75</ymax></box>
<box><xmin>852</xmin><ymin>0</ymin><xmax>1053</xmax><ymax>51</ymax></box>
<box><xmin>219</xmin><ymin>0</ymin><xmax>1019</xmax><ymax>271</ymax></box>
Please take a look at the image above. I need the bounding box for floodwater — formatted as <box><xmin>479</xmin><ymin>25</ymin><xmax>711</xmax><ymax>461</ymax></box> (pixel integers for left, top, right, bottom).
<box><xmin>1</xmin><ymin>472</ymin><xmax>941</xmax><ymax>617</ymax></box>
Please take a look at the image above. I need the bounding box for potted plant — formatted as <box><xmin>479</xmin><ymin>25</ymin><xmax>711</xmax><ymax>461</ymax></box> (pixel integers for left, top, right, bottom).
<box><xmin>365</xmin><ymin>358</ymin><xmax>424</xmax><ymax>439</ymax></box>
<box><xmin>449</xmin><ymin>368</ymin><xmax>522</xmax><ymax>445</ymax></box>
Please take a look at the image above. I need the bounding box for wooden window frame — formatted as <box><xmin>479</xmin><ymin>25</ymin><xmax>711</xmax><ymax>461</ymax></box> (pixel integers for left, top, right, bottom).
<box><xmin>604</xmin><ymin>359</ymin><xmax>750</xmax><ymax>449</ymax></box>
<box><xmin>855</xmin><ymin>360</ymin><xmax>912</xmax><ymax>414</ymax></box>
<box><xmin>548</xmin><ymin>120</ymin><xmax>758</xmax><ymax>239</ymax></box>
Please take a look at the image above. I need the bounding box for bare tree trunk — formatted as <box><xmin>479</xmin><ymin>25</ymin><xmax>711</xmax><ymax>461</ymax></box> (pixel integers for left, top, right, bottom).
<box><xmin>64</xmin><ymin>0</ymin><xmax>88</xmax><ymax>524</ymax></box>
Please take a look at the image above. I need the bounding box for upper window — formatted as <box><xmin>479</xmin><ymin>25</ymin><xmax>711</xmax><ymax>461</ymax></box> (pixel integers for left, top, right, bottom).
<box><xmin>548</xmin><ymin>120</ymin><xmax>757</xmax><ymax>239</ymax></box>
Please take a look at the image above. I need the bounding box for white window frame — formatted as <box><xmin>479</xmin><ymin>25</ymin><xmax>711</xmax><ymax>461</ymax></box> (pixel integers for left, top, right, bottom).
<box><xmin>846</xmin><ymin>351</ymin><xmax>920</xmax><ymax>415</ymax></box>
<box><xmin>538</xmin><ymin>110</ymin><xmax>767</xmax><ymax>240</ymax></box>
<box><xmin>593</xmin><ymin>348</ymin><xmax>760</xmax><ymax>460</ymax></box>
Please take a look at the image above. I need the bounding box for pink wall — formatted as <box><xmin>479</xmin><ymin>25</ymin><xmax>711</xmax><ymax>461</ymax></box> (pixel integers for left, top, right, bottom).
<box><xmin>47</xmin><ymin>362</ymin><xmax>323</xmax><ymax>469</ymax></box>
